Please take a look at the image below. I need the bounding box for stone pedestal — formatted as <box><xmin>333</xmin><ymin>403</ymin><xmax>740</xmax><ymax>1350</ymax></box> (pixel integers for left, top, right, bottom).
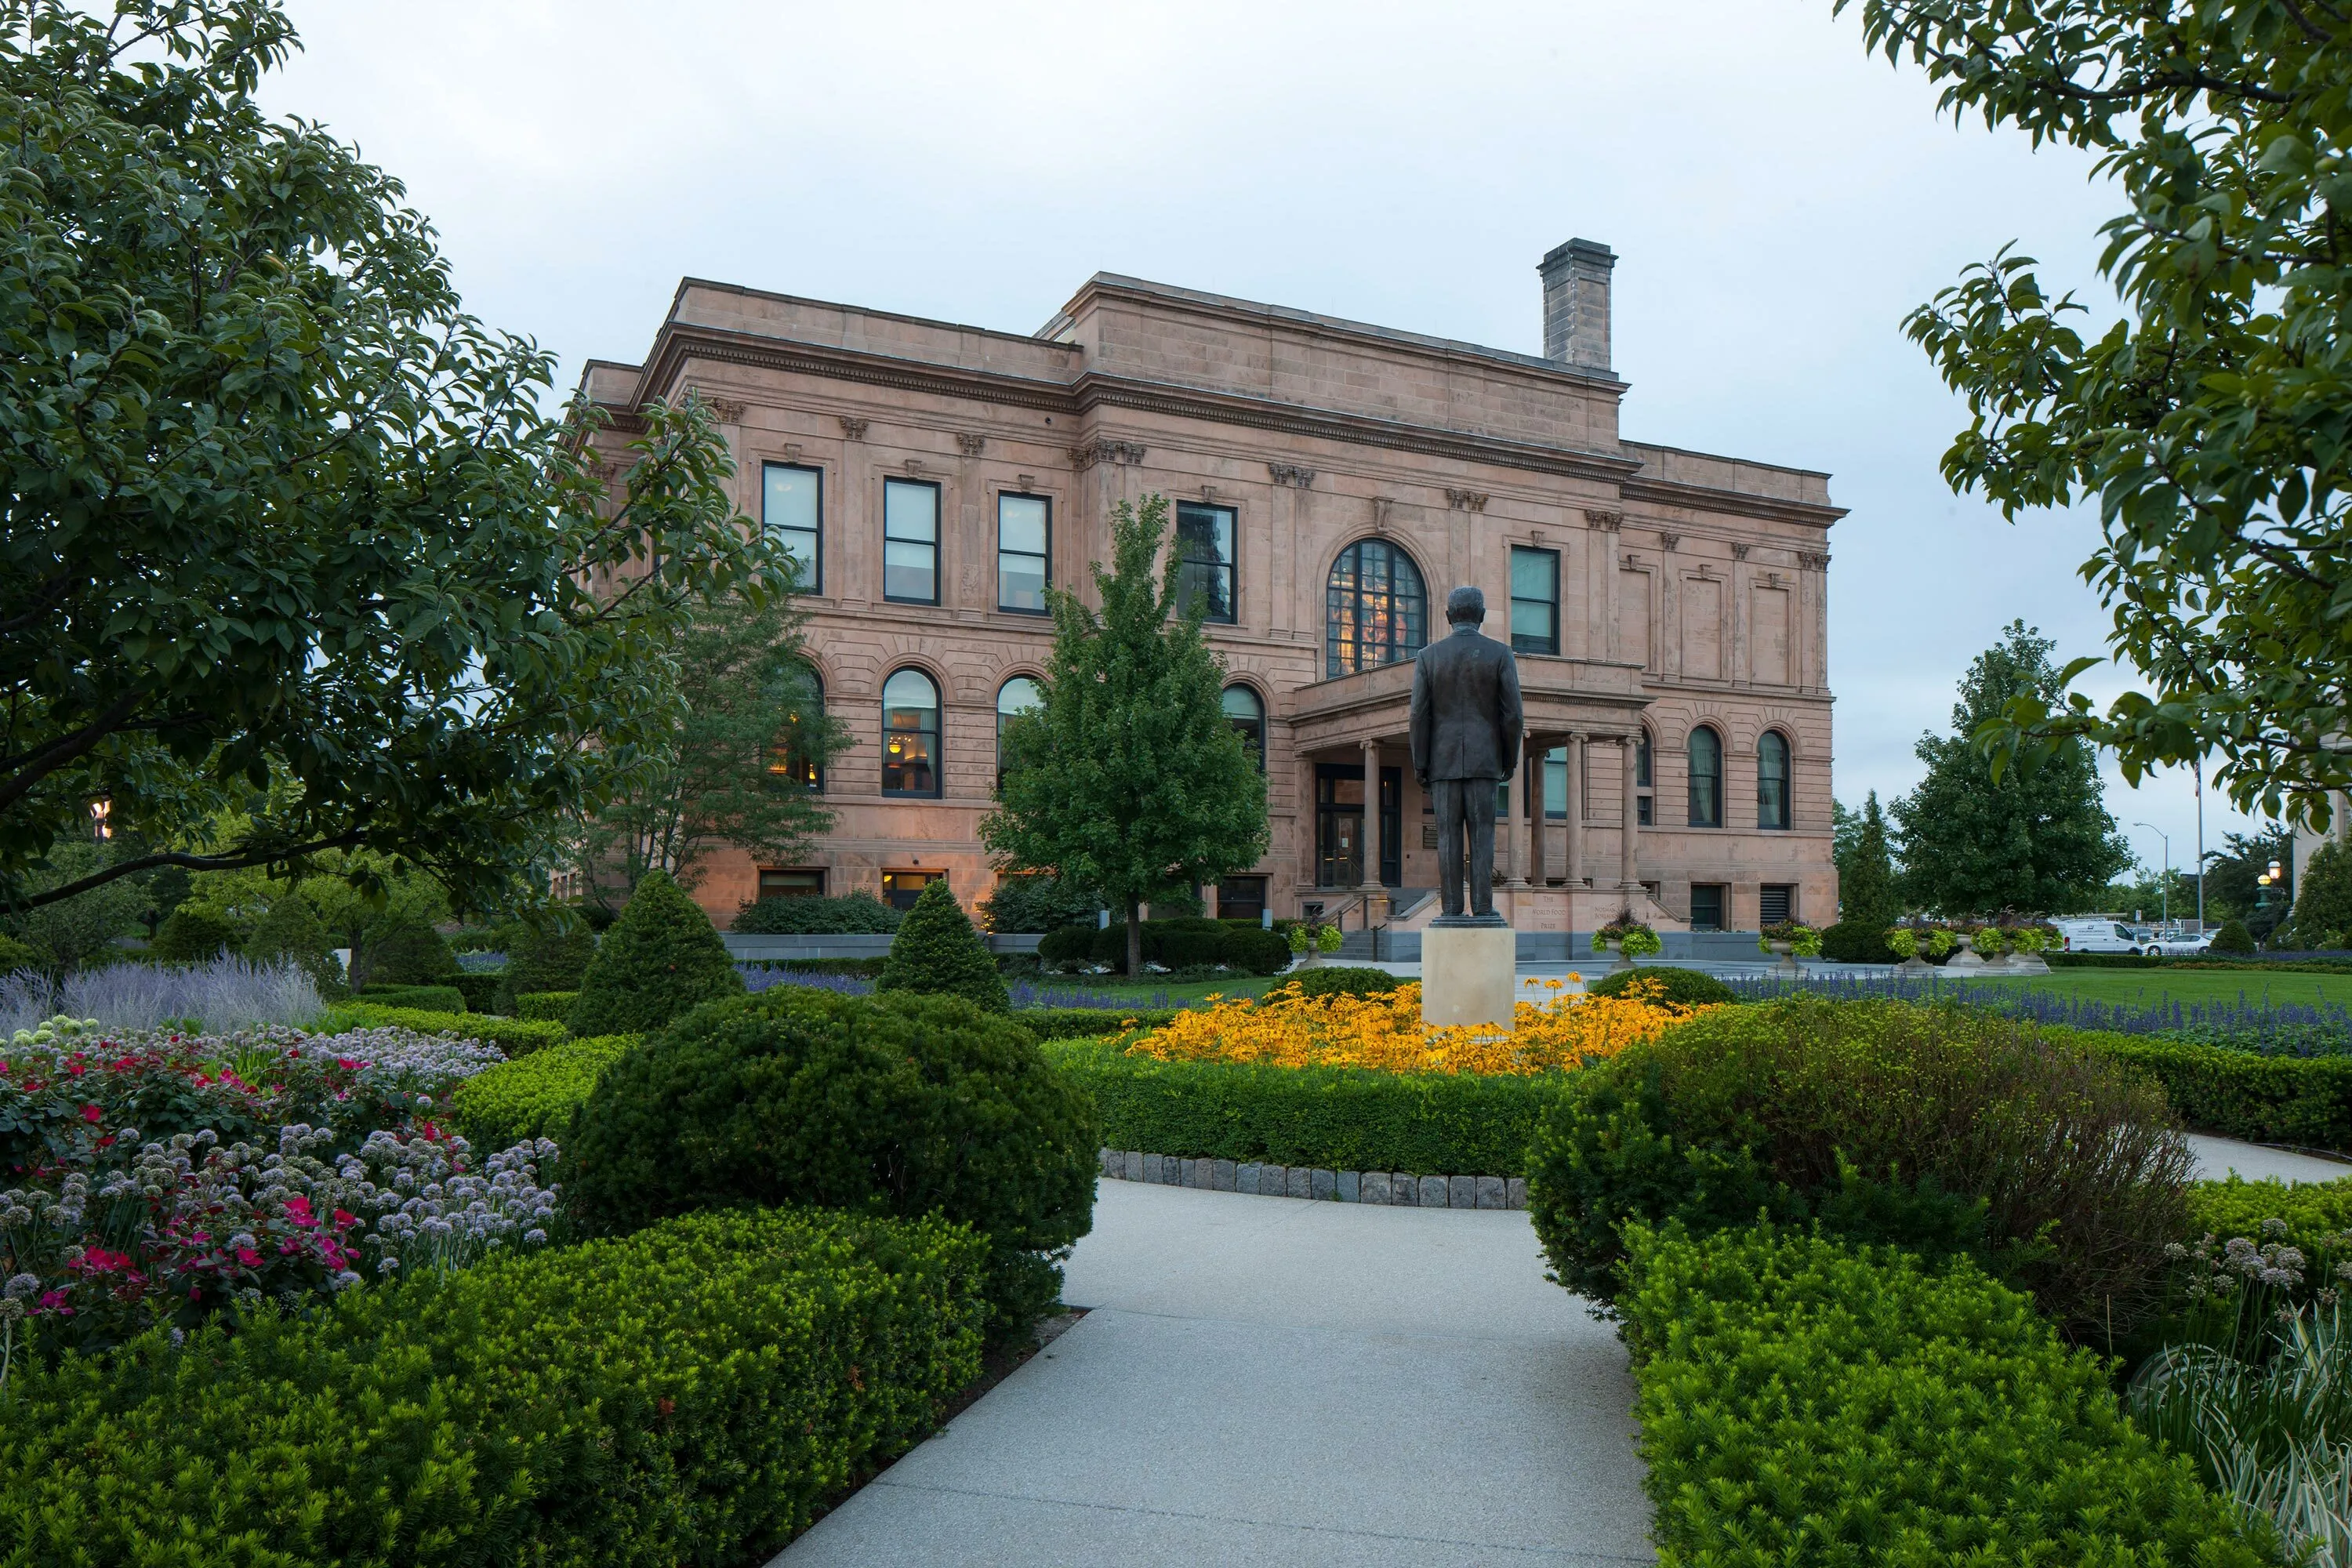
<box><xmin>1422</xmin><ymin>921</ymin><xmax>1516</xmax><ymax>1031</ymax></box>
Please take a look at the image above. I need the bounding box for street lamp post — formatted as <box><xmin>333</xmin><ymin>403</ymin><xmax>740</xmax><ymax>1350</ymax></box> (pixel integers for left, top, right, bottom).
<box><xmin>2132</xmin><ymin>821</ymin><xmax>2169</xmax><ymax>928</ymax></box>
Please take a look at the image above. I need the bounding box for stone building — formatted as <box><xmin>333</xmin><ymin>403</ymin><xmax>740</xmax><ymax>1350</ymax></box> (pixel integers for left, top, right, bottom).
<box><xmin>581</xmin><ymin>240</ymin><xmax>1842</xmax><ymax>942</ymax></box>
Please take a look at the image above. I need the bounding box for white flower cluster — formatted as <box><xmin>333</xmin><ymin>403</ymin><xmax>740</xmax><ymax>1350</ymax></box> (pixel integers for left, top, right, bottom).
<box><xmin>335</xmin><ymin>1129</ymin><xmax>561</xmax><ymax>1276</ymax></box>
<box><xmin>303</xmin><ymin>1026</ymin><xmax>507</xmax><ymax>1095</ymax></box>
<box><xmin>6</xmin><ymin>1014</ymin><xmax>101</xmax><ymax>1049</ymax></box>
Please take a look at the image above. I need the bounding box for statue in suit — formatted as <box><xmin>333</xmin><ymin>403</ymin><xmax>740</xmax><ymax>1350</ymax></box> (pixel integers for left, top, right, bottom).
<box><xmin>1410</xmin><ymin>586</ymin><xmax>1524</xmax><ymax>924</ymax></box>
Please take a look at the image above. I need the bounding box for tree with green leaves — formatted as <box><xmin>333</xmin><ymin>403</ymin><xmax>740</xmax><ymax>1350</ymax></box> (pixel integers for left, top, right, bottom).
<box><xmin>2201</xmin><ymin>826</ymin><xmax>2296</xmax><ymax>939</ymax></box>
<box><xmin>1839</xmin><ymin>0</ymin><xmax>2352</xmax><ymax>829</ymax></box>
<box><xmin>983</xmin><ymin>495</ymin><xmax>1269</xmax><ymax>977</ymax></box>
<box><xmin>0</xmin><ymin>0</ymin><xmax>784</xmax><ymax>920</ymax></box>
<box><xmin>2294</xmin><ymin>838</ymin><xmax>2352</xmax><ymax>946</ymax></box>
<box><xmin>1837</xmin><ymin>790</ymin><xmax>1900</xmax><ymax>928</ymax></box>
<box><xmin>564</xmin><ymin>591</ymin><xmax>845</xmax><ymax>919</ymax></box>
<box><xmin>1890</xmin><ymin>622</ymin><xmax>2132</xmax><ymax>915</ymax></box>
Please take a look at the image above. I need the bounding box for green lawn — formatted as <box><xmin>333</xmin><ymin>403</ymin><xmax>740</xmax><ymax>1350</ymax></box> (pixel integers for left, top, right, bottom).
<box><xmin>1959</xmin><ymin>966</ymin><xmax>2352</xmax><ymax>1009</ymax></box>
<box><xmin>1024</xmin><ymin>975</ymin><xmax>1278</xmax><ymax>1008</ymax></box>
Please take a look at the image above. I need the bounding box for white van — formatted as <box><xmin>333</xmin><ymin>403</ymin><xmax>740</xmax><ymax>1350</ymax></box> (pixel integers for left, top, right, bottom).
<box><xmin>2055</xmin><ymin>918</ymin><xmax>2151</xmax><ymax>955</ymax></box>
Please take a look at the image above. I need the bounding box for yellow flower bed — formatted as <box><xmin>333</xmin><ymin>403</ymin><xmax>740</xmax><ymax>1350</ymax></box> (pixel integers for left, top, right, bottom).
<box><xmin>1124</xmin><ymin>977</ymin><xmax>1713</xmax><ymax>1076</ymax></box>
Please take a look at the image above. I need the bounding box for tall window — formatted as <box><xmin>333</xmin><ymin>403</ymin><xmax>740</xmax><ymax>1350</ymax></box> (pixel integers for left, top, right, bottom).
<box><xmin>998</xmin><ymin>493</ymin><xmax>1050</xmax><ymax>613</ymax></box>
<box><xmin>768</xmin><ymin>663</ymin><xmax>826</xmax><ymax>790</ymax></box>
<box><xmin>1324</xmin><ymin>539</ymin><xmax>1428</xmax><ymax>676</ymax></box>
<box><xmin>1544</xmin><ymin>746</ymin><xmax>1569</xmax><ymax>819</ymax></box>
<box><xmin>1757</xmin><ymin>730</ymin><xmax>1791</xmax><ymax>830</ymax></box>
<box><xmin>762</xmin><ymin>463</ymin><xmax>822</xmax><ymax>592</ymax></box>
<box><xmin>883</xmin><ymin>478</ymin><xmax>940</xmax><ymax>604</ymax></box>
<box><xmin>996</xmin><ymin>676</ymin><xmax>1042</xmax><ymax>784</ymax></box>
<box><xmin>1687</xmin><ymin>725</ymin><xmax>1722</xmax><ymax>828</ymax></box>
<box><xmin>1690</xmin><ymin>883</ymin><xmax>1728</xmax><ymax>931</ymax></box>
<box><xmin>1510</xmin><ymin>546</ymin><xmax>1559</xmax><ymax>655</ymax></box>
<box><xmin>1175</xmin><ymin>501</ymin><xmax>1237</xmax><ymax>623</ymax></box>
<box><xmin>1637</xmin><ymin>731</ymin><xmax>1653</xmax><ymax>826</ymax></box>
<box><xmin>1222</xmin><ymin>685</ymin><xmax>1265</xmax><ymax>769</ymax></box>
<box><xmin>881</xmin><ymin>668</ymin><xmax>941</xmax><ymax>797</ymax></box>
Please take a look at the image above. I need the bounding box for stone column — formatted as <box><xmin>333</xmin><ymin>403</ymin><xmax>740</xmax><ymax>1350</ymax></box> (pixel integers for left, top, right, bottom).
<box><xmin>1508</xmin><ymin>733</ymin><xmax>1535</xmax><ymax>888</ymax></box>
<box><xmin>1620</xmin><ymin>732</ymin><xmax>1642</xmax><ymax>890</ymax></box>
<box><xmin>1529</xmin><ymin>737</ymin><xmax>1548</xmax><ymax>887</ymax></box>
<box><xmin>1358</xmin><ymin>738</ymin><xmax>1384</xmax><ymax>898</ymax></box>
<box><xmin>1564</xmin><ymin>732</ymin><xmax>1584</xmax><ymax>886</ymax></box>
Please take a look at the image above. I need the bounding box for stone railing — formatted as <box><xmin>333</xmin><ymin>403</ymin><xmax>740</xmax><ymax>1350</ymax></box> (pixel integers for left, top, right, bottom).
<box><xmin>1099</xmin><ymin>1149</ymin><xmax>1527</xmax><ymax>1209</ymax></box>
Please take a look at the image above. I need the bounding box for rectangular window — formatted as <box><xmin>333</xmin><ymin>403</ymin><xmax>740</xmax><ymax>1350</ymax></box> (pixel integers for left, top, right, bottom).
<box><xmin>1690</xmin><ymin>883</ymin><xmax>1728</xmax><ymax>932</ymax></box>
<box><xmin>1759</xmin><ymin>884</ymin><xmax>1795</xmax><ymax>926</ymax></box>
<box><xmin>762</xmin><ymin>463</ymin><xmax>822</xmax><ymax>592</ymax></box>
<box><xmin>1511</xmin><ymin>546</ymin><xmax>1559</xmax><ymax>655</ymax></box>
<box><xmin>883</xmin><ymin>478</ymin><xmax>940</xmax><ymax>604</ymax></box>
<box><xmin>1217</xmin><ymin>876</ymin><xmax>1269</xmax><ymax>922</ymax></box>
<box><xmin>880</xmin><ymin>869</ymin><xmax>940</xmax><ymax>912</ymax></box>
<box><xmin>997</xmin><ymin>493</ymin><xmax>1051</xmax><ymax>613</ymax></box>
<box><xmin>1637</xmin><ymin>795</ymin><xmax>1653</xmax><ymax>827</ymax></box>
<box><xmin>1174</xmin><ymin>502</ymin><xmax>1237</xmax><ymax>623</ymax></box>
<box><xmin>757</xmin><ymin>868</ymin><xmax>826</xmax><ymax>900</ymax></box>
<box><xmin>1544</xmin><ymin>746</ymin><xmax>1568</xmax><ymax>819</ymax></box>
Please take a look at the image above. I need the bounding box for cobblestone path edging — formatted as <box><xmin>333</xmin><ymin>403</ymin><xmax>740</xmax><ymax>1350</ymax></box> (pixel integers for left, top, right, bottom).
<box><xmin>1097</xmin><ymin>1148</ymin><xmax>1529</xmax><ymax>1209</ymax></box>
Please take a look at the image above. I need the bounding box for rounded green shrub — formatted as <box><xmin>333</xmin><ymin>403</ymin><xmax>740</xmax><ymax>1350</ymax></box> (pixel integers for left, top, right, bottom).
<box><xmin>1036</xmin><ymin>924</ymin><xmax>1097</xmax><ymax>967</ymax></box>
<box><xmin>148</xmin><ymin>906</ymin><xmax>242</xmax><ymax>963</ymax></box>
<box><xmin>876</xmin><ymin>878</ymin><xmax>1008</xmax><ymax>1011</ymax></box>
<box><xmin>1283</xmin><ymin>965</ymin><xmax>1400</xmax><ymax>1000</ymax></box>
<box><xmin>1817</xmin><ymin>920</ymin><xmax>1893</xmax><ymax>964</ymax></box>
<box><xmin>495</xmin><ymin>920</ymin><xmax>597</xmax><ymax>1013</ymax></box>
<box><xmin>564</xmin><ymin>870</ymin><xmax>743</xmax><ymax>1037</ymax></box>
<box><xmin>2210</xmin><ymin>917</ymin><xmax>2257</xmax><ymax>955</ymax></box>
<box><xmin>0</xmin><ymin>932</ymin><xmax>45</xmax><ymax>975</ymax></box>
<box><xmin>730</xmin><ymin>891</ymin><xmax>901</xmax><ymax>935</ymax></box>
<box><xmin>450</xmin><ymin>1033</ymin><xmax>639</xmax><ymax>1153</ymax></box>
<box><xmin>1526</xmin><ymin>996</ymin><xmax>2194</xmax><ymax>1340</ymax></box>
<box><xmin>1220</xmin><ymin>924</ymin><xmax>1293</xmax><ymax>976</ymax></box>
<box><xmin>247</xmin><ymin>896</ymin><xmax>344</xmax><ymax>994</ymax></box>
<box><xmin>362</xmin><ymin>916</ymin><xmax>458</xmax><ymax>987</ymax></box>
<box><xmin>1585</xmin><ymin>965</ymin><xmax>1737</xmax><ymax>1005</ymax></box>
<box><xmin>564</xmin><ymin>988</ymin><xmax>1098</xmax><ymax>1342</ymax></box>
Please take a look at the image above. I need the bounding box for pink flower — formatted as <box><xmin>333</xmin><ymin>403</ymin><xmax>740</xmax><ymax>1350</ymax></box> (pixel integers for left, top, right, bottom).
<box><xmin>80</xmin><ymin>1105</ymin><xmax>100</xmax><ymax>1124</ymax></box>
<box><xmin>336</xmin><ymin>1059</ymin><xmax>361</xmax><ymax>1072</ymax></box>
<box><xmin>234</xmin><ymin>1247</ymin><xmax>261</xmax><ymax>1268</ymax></box>
<box><xmin>37</xmin><ymin>1290</ymin><xmax>67</xmax><ymax>1313</ymax></box>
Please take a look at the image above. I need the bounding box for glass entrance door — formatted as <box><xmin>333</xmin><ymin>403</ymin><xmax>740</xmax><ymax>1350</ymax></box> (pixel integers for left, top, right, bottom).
<box><xmin>1317</xmin><ymin>764</ymin><xmax>1403</xmax><ymax>887</ymax></box>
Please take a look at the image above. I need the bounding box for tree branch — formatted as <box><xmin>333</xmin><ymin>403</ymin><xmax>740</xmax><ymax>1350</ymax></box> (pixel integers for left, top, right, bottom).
<box><xmin>10</xmin><ymin>829</ymin><xmax>370</xmax><ymax>912</ymax></box>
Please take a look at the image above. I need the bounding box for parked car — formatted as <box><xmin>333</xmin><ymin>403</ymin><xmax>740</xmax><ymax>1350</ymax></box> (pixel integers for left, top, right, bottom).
<box><xmin>2151</xmin><ymin>929</ymin><xmax>2216</xmax><ymax>956</ymax></box>
<box><xmin>2054</xmin><ymin>918</ymin><xmax>2154</xmax><ymax>955</ymax></box>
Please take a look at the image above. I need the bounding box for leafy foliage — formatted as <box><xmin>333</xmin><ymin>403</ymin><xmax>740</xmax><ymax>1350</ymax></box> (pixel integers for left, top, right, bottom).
<box><xmin>1889</xmin><ymin>623</ymin><xmax>2131</xmax><ymax>915</ymax></box>
<box><xmin>1038</xmin><ymin>917</ymin><xmax>1290</xmax><ymax>975</ymax></box>
<box><xmin>2081</xmin><ymin>1028</ymin><xmax>2352</xmax><ymax>1151</ymax></box>
<box><xmin>449</xmin><ymin>1034</ymin><xmax>639</xmax><ymax>1155</ymax></box>
<box><xmin>876</xmin><ymin>878</ymin><xmax>1008</xmax><ymax>1012</ymax></box>
<box><xmin>1046</xmin><ymin>1036</ymin><xmax>1559</xmax><ymax>1176</ymax></box>
<box><xmin>1835</xmin><ymin>789</ymin><xmax>1899</xmax><ymax>929</ymax></box>
<box><xmin>0</xmin><ymin>932</ymin><xmax>38</xmax><ymax>974</ymax></box>
<box><xmin>983</xmin><ymin>495</ymin><xmax>1269</xmax><ymax>975</ymax></box>
<box><xmin>1586</xmin><ymin>967</ymin><xmax>1737</xmax><ymax>1005</ymax></box>
<box><xmin>563</xmin><ymin>593</ymin><xmax>844</xmax><ymax>918</ymax></box>
<box><xmin>563</xmin><ymin>869</ymin><xmax>742</xmax><ymax>1038</ymax></box>
<box><xmin>1622</xmin><ymin>1223</ymin><xmax>2274</xmax><ymax>1566</ymax></box>
<box><xmin>1839</xmin><ymin>0</ymin><xmax>2352</xmax><ymax>829</ymax></box>
<box><xmin>1526</xmin><ymin>996</ymin><xmax>2195</xmax><ymax>1338</ymax></box>
<box><xmin>2214</xmin><ymin>917</ymin><xmax>2259</xmax><ymax>954</ymax></box>
<box><xmin>978</xmin><ymin>874</ymin><xmax>1101</xmax><ymax>935</ymax></box>
<box><xmin>2296</xmin><ymin>840</ymin><xmax>2352</xmax><ymax>949</ymax></box>
<box><xmin>148</xmin><ymin>906</ymin><xmax>241</xmax><ymax>963</ymax></box>
<box><xmin>0</xmin><ymin>0</ymin><xmax>790</xmax><ymax>916</ymax></box>
<box><xmin>731</xmin><ymin>891</ymin><xmax>901</xmax><ymax>934</ymax></box>
<box><xmin>1285</xmin><ymin>965</ymin><xmax>1403</xmax><ymax>1000</ymax></box>
<box><xmin>492</xmin><ymin>920</ymin><xmax>593</xmax><ymax>1014</ymax></box>
<box><xmin>0</xmin><ymin>1206</ymin><xmax>987</xmax><ymax>1568</ymax></box>
<box><xmin>328</xmin><ymin>1003</ymin><xmax>568</xmax><ymax>1058</ymax></box>
<box><xmin>1817</xmin><ymin>919</ymin><xmax>1894</xmax><ymax>963</ymax></box>
<box><xmin>564</xmin><ymin>989</ymin><xmax>1097</xmax><ymax>1342</ymax></box>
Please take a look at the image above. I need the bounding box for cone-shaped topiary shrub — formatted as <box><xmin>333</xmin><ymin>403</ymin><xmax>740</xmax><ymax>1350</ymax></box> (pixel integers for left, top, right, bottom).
<box><xmin>876</xmin><ymin>877</ymin><xmax>1008</xmax><ymax>1012</ymax></box>
<box><xmin>148</xmin><ymin>906</ymin><xmax>242</xmax><ymax>963</ymax></box>
<box><xmin>2210</xmin><ymin>916</ymin><xmax>2257</xmax><ymax>955</ymax></box>
<box><xmin>565</xmin><ymin>870</ymin><xmax>743</xmax><ymax>1036</ymax></box>
<box><xmin>564</xmin><ymin>987</ymin><xmax>1098</xmax><ymax>1343</ymax></box>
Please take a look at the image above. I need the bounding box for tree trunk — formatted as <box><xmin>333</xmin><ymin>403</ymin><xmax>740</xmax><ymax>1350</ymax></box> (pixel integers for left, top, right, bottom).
<box><xmin>1126</xmin><ymin>895</ymin><xmax>1143</xmax><ymax>978</ymax></box>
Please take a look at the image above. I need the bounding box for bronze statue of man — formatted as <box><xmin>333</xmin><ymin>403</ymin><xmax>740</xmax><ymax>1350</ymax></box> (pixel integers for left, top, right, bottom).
<box><xmin>1409</xmin><ymin>585</ymin><xmax>1525</xmax><ymax>924</ymax></box>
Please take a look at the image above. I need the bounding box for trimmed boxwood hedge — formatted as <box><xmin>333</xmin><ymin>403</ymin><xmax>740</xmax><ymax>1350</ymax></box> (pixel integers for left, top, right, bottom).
<box><xmin>2067</xmin><ymin>1026</ymin><xmax>2352</xmax><ymax>1152</ymax></box>
<box><xmin>1620</xmin><ymin>1223</ymin><xmax>2273</xmax><ymax>1566</ymax></box>
<box><xmin>514</xmin><ymin>990</ymin><xmax>577</xmax><ymax>1022</ymax></box>
<box><xmin>1041</xmin><ymin>1035</ymin><xmax>1563</xmax><ymax>1175</ymax></box>
<box><xmin>1014</xmin><ymin>1007</ymin><xmax>1181</xmax><ymax>1040</ymax></box>
<box><xmin>0</xmin><ymin>1207</ymin><xmax>989</xmax><ymax>1568</ymax></box>
<box><xmin>358</xmin><ymin>982</ymin><xmax>468</xmax><ymax>1013</ymax></box>
<box><xmin>327</xmin><ymin>1003</ymin><xmax>568</xmax><ymax>1058</ymax></box>
<box><xmin>449</xmin><ymin>1034</ymin><xmax>640</xmax><ymax>1152</ymax></box>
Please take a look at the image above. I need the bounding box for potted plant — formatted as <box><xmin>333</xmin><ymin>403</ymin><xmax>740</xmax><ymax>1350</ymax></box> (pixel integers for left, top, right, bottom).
<box><xmin>1287</xmin><ymin>920</ymin><xmax>1343</xmax><ymax>968</ymax></box>
<box><xmin>1594</xmin><ymin>912</ymin><xmax>1660</xmax><ymax>971</ymax></box>
<box><xmin>2004</xmin><ymin>922</ymin><xmax>2055</xmax><ymax>974</ymax></box>
<box><xmin>1758</xmin><ymin>920</ymin><xmax>1820</xmax><ymax>975</ymax></box>
<box><xmin>1884</xmin><ymin>926</ymin><xmax>1921</xmax><ymax>967</ymax></box>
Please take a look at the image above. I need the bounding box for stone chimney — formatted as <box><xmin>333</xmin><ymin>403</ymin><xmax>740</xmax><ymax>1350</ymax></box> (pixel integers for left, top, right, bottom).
<box><xmin>1538</xmin><ymin>238</ymin><xmax>1617</xmax><ymax>372</ymax></box>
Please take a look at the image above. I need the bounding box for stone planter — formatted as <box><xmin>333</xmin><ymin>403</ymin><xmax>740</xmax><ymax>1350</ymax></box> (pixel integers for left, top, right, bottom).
<box><xmin>1945</xmin><ymin>946</ymin><xmax>1987</xmax><ymax>971</ymax></box>
<box><xmin>1600</xmin><ymin>937</ymin><xmax>1633</xmax><ymax>971</ymax></box>
<box><xmin>1767</xmin><ymin>938</ymin><xmax>1800</xmax><ymax>978</ymax></box>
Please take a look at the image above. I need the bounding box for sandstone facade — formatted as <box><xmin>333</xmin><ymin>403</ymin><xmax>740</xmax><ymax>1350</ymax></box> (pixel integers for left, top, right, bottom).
<box><xmin>583</xmin><ymin>241</ymin><xmax>1842</xmax><ymax>934</ymax></box>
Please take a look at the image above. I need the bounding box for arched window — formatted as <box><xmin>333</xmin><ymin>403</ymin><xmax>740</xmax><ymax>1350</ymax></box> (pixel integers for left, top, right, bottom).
<box><xmin>1222</xmin><ymin>685</ymin><xmax>1265</xmax><ymax>770</ymax></box>
<box><xmin>996</xmin><ymin>676</ymin><xmax>1042</xmax><ymax>784</ymax></box>
<box><xmin>1324</xmin><ymin>539</ymin><xmax>1428</xmax><ymax>677</ymax></box>
<box><xmin>1757</xmin><ymin>730</ymin><xmax>1791</xmax><ymax>830</ymax></box>
<box><xmin>1635</xmin><ymin>729</ymin><xmax>1653</xmax><ymax>826</ymax></box>
<box><xmin>1687</xmin><ymin>726</ymin><xmax>1722</xmax><ymax>828</ymax></box>
<box><xmin>768</xmin><ymin>662</ymin><xmax>826</xmax><ymax>790</ymax></box>
<box><xmin>882</xmin><ymin>669</ymin><xmax>941</xmax><ymax>797</ymax></box>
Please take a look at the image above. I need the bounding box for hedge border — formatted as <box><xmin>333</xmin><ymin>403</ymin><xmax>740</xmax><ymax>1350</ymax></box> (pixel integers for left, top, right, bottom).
<box><xmin>1043</xmin><ymin>1036</ymin><xmax>1563</xmax><ymax>1177</ymax></box>
<box><xmin>2060</xmin><ymin>1024</ymin><xmax>2352</xmax><ymax>1152</ymax></box>
<box><xmin>1620</xmin><ymin>1224</ymin><xmax>2273</xmax><ymax>1566</ymax></box>
<box><xmin>325</xmin><ymin>1002</ymin><xmax>568</xmax><ymax>1058</ymax></box>
<box><xmin>448</xmin><ymin>1033</ymin><xmax>638</xmax><ymax>1153</ymax></box>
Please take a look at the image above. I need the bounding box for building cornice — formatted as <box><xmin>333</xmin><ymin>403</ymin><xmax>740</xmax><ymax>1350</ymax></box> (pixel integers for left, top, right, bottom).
<box><xmin>1622</xmin><ymin>475</ymin><xmax>1846</xmax><ymax>532</ymax></box>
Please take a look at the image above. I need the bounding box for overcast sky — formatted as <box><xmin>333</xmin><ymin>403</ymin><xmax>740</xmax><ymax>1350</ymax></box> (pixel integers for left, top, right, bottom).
<box><xmin>260</xmin><ymin>0</ymin><xmax>2258</xmax><ymax>898</ymax></box>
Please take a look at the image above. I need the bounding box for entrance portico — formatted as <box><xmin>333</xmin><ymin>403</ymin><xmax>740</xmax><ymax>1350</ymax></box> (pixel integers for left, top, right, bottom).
<box><xmin>1286</xmin><ymin>653</ymin><xmax>1682</xmax><ymax>935</ymax></box>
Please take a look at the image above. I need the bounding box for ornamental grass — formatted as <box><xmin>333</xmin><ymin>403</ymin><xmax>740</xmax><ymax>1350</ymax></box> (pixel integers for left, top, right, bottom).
<box><xmin>1123</xmin><ymin>977</ymin><xmax>1711</xmax><ymax>1076</ymax></box>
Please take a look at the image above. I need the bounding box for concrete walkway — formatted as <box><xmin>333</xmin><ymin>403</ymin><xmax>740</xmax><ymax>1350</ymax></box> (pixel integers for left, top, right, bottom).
<box><xmin>2191</xmin><ymin>1133</ymin><xmax>2352</xmax><ymax>1185</ymax></box>
<box><xmin>775</xmin><ymin>1181</ymin><xmax>1652</xmax><ymax>1566</ymax></box>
